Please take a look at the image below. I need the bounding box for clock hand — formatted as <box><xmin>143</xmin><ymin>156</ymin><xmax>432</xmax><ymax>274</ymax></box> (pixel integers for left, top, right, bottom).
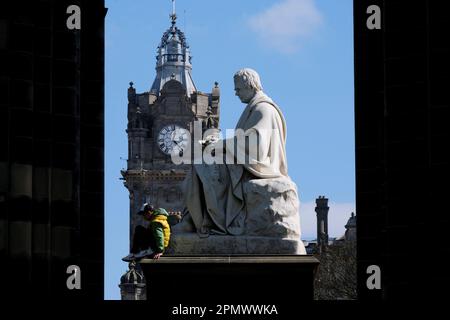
<box><xmin>172</xmin><ymin>139</ymin><xmax>181</xmax><ymax>147</ymax></box>
<box><xmin>171</xmin><ymin>139</ymin><xmax>184</xmax><ymax>157</ymax></box>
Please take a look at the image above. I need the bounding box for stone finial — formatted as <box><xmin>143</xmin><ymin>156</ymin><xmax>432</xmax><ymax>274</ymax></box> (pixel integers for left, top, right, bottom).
<box><xmin>212</xmin><ymin>81</ymin><xmax>220</xmax><ymax>101</ymax></box>
<box><xmin>128</xmin><ymin>81</ymin><xmax>136</xmax><ymax>103</ymax></box>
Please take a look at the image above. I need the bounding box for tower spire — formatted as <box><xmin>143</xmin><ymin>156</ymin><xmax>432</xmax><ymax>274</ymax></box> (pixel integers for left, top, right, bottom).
<box><xmin>170</xmin><ymin>0</ymin><xmax>177</xmax><ymax>24</ymax></box>
<box><xmin>151</xmin><ymin>0</ymin><xmax>197</xmax><ymax>97</ymax></box>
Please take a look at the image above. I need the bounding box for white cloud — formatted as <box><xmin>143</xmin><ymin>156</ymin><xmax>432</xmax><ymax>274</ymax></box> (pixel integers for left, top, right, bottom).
<box><xmin>248</xmin><ymin>0</ymin><xmax>323</xmax><ymax>54</ymax></box>
<box><xmin>300</xmin><ymin>200</ymin><xmax>355</xmax><ymax>240</ymax></box>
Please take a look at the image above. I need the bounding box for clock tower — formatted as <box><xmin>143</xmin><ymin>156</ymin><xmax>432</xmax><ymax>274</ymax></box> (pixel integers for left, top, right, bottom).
<box><xmin>121</xmin><ymin>10</ymin><xmax>220</xmax><ymax>247</ymax></box>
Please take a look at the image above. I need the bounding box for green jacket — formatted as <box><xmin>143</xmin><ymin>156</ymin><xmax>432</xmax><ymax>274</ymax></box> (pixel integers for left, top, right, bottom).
<box><xmin>144</xmin><ymin>208</ymin><xmax>171</xmax><ymax>253</ymax></box>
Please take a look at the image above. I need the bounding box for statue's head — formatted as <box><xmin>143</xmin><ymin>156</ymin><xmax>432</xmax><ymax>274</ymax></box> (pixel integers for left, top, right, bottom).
<box><xmin>233</xmin><ymin>68</ymin><xmax>263</xmax><ymax>103</ymax></box>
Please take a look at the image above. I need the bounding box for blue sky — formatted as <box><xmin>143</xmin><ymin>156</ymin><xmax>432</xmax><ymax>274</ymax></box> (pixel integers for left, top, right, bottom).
<box><xmin>105</xmin><ymin>0</ymin><xmax>354</xmax><ymax>300</ymax></box>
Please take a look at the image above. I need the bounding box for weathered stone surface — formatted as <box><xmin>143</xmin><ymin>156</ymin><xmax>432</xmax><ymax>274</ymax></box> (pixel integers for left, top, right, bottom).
<box><xmin>243</xmin><ymin>177</ymin><xmax>301</xmax><ymax>239</ymax></box>
<box><xmin>167</xmin><ymin>233</ymin><xmax>306</xmax><ymax>255</ymax></box>
<box><xmin>170</xmin><ymin>176</ymin><xmax>305</xmax><ymax>254</ymax></box>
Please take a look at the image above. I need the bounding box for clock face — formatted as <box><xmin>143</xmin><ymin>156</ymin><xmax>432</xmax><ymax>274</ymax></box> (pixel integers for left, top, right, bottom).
<box><xmin>157</xmin><ymin>124</ymin><xmax>189</xmax><ymax>155</ymax></box>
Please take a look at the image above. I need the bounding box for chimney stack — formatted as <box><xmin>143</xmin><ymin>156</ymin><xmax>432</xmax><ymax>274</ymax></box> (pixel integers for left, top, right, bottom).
<box><xmin>315</xmin><ymin>196</ymin><xmax>329</xmax><ymax>252</ymax></box>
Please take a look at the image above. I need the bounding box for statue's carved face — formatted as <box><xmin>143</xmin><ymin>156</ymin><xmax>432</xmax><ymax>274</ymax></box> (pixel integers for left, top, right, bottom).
<box><xmin>234</xmin><ymin>78</ymin><xmax>256</xmax><ymax>104</ymax></box>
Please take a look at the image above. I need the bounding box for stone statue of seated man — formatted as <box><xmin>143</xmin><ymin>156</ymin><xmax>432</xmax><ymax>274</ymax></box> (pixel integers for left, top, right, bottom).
<box><xmin>171</xmin><ymin>68</ymin><xmax>306</xmax><ymax>254</ymax></box>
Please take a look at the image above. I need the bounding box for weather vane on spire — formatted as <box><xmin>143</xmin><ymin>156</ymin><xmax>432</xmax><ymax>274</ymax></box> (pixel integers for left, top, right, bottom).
<box><xmin>170</xmin><ymin>0</ymin><xmax>177</xmax><ymax>24</ymax></box>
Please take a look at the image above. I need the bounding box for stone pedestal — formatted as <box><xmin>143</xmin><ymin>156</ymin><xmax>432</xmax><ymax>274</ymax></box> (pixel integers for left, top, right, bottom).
<box><xmin>168</xmin><ymin>233</ymin><xmax>306</xmax><ymax>254</ymax></box>
<box><xmin>140</xmin><ymin>255</ymin><xmax>319</xmax><ymax>305</ymax></box>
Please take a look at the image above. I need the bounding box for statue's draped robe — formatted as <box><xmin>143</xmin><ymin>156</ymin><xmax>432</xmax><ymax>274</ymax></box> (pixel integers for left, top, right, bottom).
<box><xmin>183</xmin><ymin>91</ymin><xmax>288</xmax><ymax>236</ymax></box>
